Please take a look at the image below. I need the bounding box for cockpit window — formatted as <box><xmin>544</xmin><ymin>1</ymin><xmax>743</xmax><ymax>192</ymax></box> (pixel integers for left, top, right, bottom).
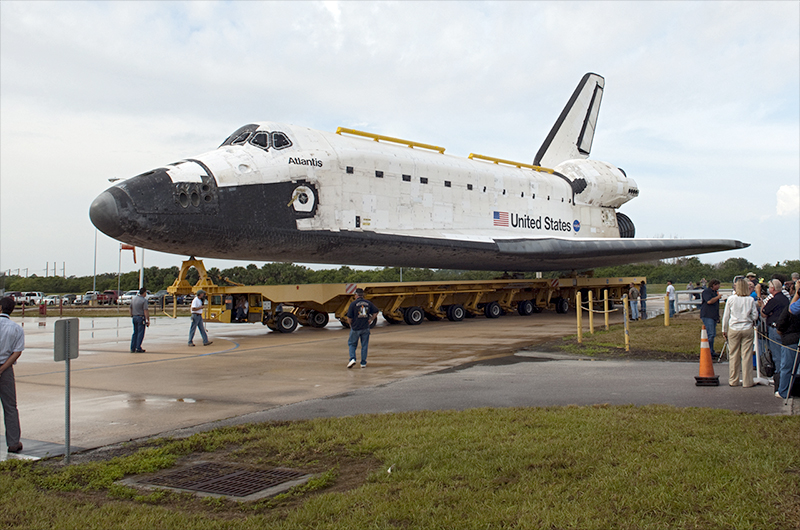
<box><xmin>272</xmin><ymin>132</ymin><xmax>292</xmax><ymax>150</ymax></box>
<box><xmin>219</xmin><ymin>124</ymin><xmax>259</xmax><ymax>147</ymax></box>
<box><xmin>230</xmin><ymin>131</ymin><xmax>251</xmax><ymax>145</ymax></box>
<box><xmin>249</xmin><ymin>132</ymin><xmax>270</xmax><ymax>149</ymax></box>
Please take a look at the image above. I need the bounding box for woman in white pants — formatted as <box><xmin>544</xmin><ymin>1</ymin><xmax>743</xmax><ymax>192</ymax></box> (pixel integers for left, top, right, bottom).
<box><xmin>722</xmin><ymin>278</ymin><xmax>759</xmax><ymax>387</ymax></box>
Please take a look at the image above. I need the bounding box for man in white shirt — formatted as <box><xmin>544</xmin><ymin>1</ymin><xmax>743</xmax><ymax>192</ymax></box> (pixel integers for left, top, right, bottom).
<box><xmin>0</xmin><ymin>297</ymin><xmax>24</xmax><ymax>453</ymax></box>
<box><xmin>188</xmin><ymin>290</ymin><xmax>213</xmax><ymax>347</ymax></box>
<box><xmin>666</xmin><ymin>280</ymin><xmax>676</xmax><ymax>317</ymax></box>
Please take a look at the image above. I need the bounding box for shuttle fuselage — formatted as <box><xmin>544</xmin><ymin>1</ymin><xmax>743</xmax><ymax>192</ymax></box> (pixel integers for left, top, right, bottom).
<box><xmin>90</xmin><ymin>74</ymin><xmax>747</xmax><ymax>270</ymax></box>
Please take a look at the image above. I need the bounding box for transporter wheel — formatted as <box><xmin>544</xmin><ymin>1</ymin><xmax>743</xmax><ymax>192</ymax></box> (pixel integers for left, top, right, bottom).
<box><xmin>555</xmin><ymin>297</ymin><xmax>570</xmax><ymax>314</ymax></box>
<box><xmin>339</xmin><ymin>318</ymin><xmax>350</xmax><ymax>328</ymax></box>
<box><xmin>403</xmin><ymin>306</ymin><xmax>425</xmax><ymax>325</ymax></box>
<box><xmin>446</xmin><ymin>304</ymin><xmax>465</xmax><ymax>322</ymax></box>
<box><xmin>517</xmin><ymin>300</ymin><xmax>534</xmax><ymax>316</ymax></box>
<box><xmin>425</xmin><ymin>311</ymin><xmax>442</xmax><ymax>321</ymax></box>
<box><xmin>275</xmin><ymin>312</ymin><xmax>298</xmax><ymax>333</ymax></box>
<box><xmin>307</xmin><ymin>310</ymin><xmax>329</xmax><ymax>328</ymax></box>
<box><xmin>484</xmin><ymin>301</ymin><xmax>502</xmax><ymax>319</ymax></box>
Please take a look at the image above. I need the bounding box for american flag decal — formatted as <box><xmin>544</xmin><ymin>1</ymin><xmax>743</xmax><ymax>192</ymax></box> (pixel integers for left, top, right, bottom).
<box><xmin>493</xmin><ymin>211</ymin><xmax>509</xmax><ymax>227</ymax></box>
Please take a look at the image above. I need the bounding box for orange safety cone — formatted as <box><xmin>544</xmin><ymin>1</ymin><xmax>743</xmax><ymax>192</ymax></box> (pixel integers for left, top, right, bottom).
<box><xmin>695</xmin><ymin>325</ymin><xmax>720</xmax><ymax>386</ymax></box>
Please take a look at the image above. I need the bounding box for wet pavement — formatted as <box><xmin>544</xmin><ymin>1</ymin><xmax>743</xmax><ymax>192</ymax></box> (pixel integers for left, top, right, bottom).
<box><xmin>1</xmin><ymin>311</ymin><xmax>794</xmax><ymax>461</ymax></box>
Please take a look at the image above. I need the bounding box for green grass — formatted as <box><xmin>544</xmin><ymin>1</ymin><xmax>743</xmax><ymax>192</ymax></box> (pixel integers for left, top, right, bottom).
<box><xmin>552</xmin><ymin>312</ymin><xmax>715</xmax><ymax>360</ymax></box>
<box><xmin>1</xmin><ymin>407</ymin><xmax>798</xmax><ymax>529</ymax></box>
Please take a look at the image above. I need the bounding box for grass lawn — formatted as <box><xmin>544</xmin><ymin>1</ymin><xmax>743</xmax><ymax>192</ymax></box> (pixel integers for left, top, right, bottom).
<box><xmin>1</xmin><ymin>312</ymin><xmax>798</xmax><ymax>529</ymax></box>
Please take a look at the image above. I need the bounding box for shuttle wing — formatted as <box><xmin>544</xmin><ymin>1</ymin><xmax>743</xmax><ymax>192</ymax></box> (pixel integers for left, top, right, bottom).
<box><xmin>495</xmin><ymin>237</ymin><xmax>748</xmax><ymax>270</ymax></box>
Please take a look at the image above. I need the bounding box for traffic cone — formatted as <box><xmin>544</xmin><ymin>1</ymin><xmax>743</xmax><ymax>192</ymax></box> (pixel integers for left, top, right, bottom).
<box><xmin>695</xmin><ymin>325</ymin><xmax>719</xmax><ymax>386</ymax></box>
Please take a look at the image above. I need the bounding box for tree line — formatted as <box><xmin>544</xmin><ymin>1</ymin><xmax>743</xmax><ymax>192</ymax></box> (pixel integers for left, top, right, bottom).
<box><xmin>2</xmin><ymin>257</ymin><xmax>798</xmax><ymax>295</ymax></box>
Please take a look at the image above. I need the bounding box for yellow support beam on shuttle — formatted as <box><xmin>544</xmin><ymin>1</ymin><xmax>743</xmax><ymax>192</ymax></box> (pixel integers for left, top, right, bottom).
<box><xmin>468</xmin><ymin>153</ymin><xmax>555</xmax><ymax>174</ymax></box>
<box><xmin>336</xmin><ymin>127</ymin><xmax>445</xmax><ymax>153</ymax></box>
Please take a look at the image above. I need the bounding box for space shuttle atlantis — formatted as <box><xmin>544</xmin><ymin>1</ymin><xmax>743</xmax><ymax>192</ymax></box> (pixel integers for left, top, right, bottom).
<box><xmin>90</xmin><ymin>73</ymin><xmax>747</xmax><ymax>271</ymax></box>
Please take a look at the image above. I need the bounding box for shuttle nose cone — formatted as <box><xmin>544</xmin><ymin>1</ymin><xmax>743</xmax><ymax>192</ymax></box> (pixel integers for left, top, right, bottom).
<box><xmin>90</xmin><ymin>189</ymin><xmax>123</xmax><ymax>238</ymax></box>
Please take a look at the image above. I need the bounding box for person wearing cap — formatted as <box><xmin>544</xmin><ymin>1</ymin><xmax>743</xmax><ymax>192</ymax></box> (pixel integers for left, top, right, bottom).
<box><xmin>130</xmin><ymin>287</ymin><xmax>150</xmax><ymax>353</ymax></box>
<box><xmin>345</xmin><ymin>288</ymin><xmax>379</xmax><ymax>368</ymax></box>
<box><xmin>188</xmin><ymin>290</ymin><xmax>212</xmax><ymax>347</ymax></box>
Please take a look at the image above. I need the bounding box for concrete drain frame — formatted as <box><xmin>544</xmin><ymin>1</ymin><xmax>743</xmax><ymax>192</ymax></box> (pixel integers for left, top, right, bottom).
<box><xmin>122</xmin><ymin>461</ymin><xmax>314</xmax><ymax>501</ymax></box>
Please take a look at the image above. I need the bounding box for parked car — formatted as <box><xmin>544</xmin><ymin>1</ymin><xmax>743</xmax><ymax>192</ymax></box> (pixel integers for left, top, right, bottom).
<box><xmin>120</xmin><ymin>290</ymin><xmax>139</xmax><ymax>305</ymax></box>
<box><xmin>100</xmin><ymin>290</ymin><xmax>121</xmax><ymax>304</ymax></box>
<box><xmin>61</xmin><ymin>294</ymin><xmax>77</xmax><ymax>305</ymax></box>
<box><xmin>78</xmin><ymin>291</ymin><xmax>101</xmax><ymax>304</ymax></box>
<box><xmin>20</xmin><ymin>292</ymin><xmax>46</xmax><ymax>305</ymax></box>
<box><xmin>43</xmin><ymin>295</ymin><xmax>61</xmax><ymax>305</ymax></box>
<box><xmin>149</xmin><ymin>289</ymin><xmax>173</xmax><ymax>304</ymax></box>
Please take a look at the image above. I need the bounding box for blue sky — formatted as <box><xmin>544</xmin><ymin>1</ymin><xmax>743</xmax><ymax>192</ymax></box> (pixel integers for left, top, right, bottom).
<box><xmin>1</xmin><ymin>1</ymin><xmax>798</xmax><ymax>277</ymax></box>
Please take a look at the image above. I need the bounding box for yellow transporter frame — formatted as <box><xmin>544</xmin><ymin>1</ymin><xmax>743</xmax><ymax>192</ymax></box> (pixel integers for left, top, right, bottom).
<box><xmin>167</xmin><ymin>258</ymin><xmax>645</xmax><ymax>333</ymax></box>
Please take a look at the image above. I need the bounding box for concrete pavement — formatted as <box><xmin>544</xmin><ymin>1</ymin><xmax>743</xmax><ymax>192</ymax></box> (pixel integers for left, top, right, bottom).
<box><xmin>1</xmin><ymin>310</ymin><xmax>794</xmax><ymax>461</ymax></box>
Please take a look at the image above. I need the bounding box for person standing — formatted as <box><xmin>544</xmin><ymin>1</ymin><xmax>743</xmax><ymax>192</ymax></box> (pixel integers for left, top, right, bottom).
<box><xmin>762</xmin><ymin>279</ymin><xmax>790</xmax><ymax>394</ymax></box>
<box><xmin>0</xmin><ymin>297</ymin><xmax>24</xmax><ymax>453</ymax></box>
<box><xmin>666</xmin><ymin>280</ymin><xmax>676</xmax><ymax>317</ymax></box>
<box><xmin>628</xmin><ymin>283</ymin><xmax>640</xmax><ymax>320</ymax></box>
<box><xmin>346</xmin><ymin>288</ymin><xmax>379</xmax><ymax>368</ymax></box>
<box><xmin>130</xmin><ymin>287</ymin><xmax>150</xmax><ymax>353</ymax></box>
<box><xmin>699</xmin><ymin>279</ymin><xmax>723</xmax><ymax>358</ymax></box>
<box><xmin>722</xmin><ymin>278</ymin><xmax>759</xmax><ymax>388</ymax></box>
<box><xmin>639</xmin><ymin>280</ymin><xmax>647</xmax><ymax>320</ymax></box>
<box><xmin>188</xmin><ymin>290</ymin><xmax>212</xmax><ymax>346</ymax></box>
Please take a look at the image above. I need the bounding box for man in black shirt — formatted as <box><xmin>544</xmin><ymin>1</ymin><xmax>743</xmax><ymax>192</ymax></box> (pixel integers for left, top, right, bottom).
<box><xmin>700</xmin><ymin>279</ymin><xmax>723</xmax><ymax>358</ymax></box>
<box><xmin>762</xmin><ymin>279</ymin><xmax>790</xmax><ymax>394</ymax></box>
<box><xmin>346</xmin><ymin>288</ymin><xmax>379</xmax><ymax>369</ymax></box>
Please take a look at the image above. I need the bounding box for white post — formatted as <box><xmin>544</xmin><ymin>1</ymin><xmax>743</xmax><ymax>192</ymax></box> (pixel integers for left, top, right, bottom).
<box><xmin>139</xmin><ymin>248</ymin><xmax>144</xmax><ymax>289</ymax></box>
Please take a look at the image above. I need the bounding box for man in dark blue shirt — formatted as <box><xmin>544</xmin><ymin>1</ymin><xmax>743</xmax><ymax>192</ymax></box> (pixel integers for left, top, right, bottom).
<box><xmin>700</xmin><ymin>279</ymin><xmax>723</xmax><ymax>358</ymax></box>
<box><xmin>346</xmin><ymin>288</ymin><xmax>379</xmax><ymax>368</ymax></box>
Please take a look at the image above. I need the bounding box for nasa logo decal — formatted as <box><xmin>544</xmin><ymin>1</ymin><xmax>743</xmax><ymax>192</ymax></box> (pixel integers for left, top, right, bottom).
<box><xmin>573</xmin><ymin>220</ymin><xmax>581</xmax><ymax>232</ymax></box>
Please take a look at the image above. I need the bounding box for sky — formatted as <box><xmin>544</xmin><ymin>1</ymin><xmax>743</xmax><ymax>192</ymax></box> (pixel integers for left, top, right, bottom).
<box><xmin>1</xmin><ymin>1</ymin><xmax>798</xmax><ymax>279</ymax></box>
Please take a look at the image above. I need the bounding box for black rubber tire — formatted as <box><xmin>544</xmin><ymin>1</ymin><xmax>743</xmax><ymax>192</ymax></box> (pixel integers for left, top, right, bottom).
<box><xmin>555</xmin><ymin>298</ymin><xmax>570</xmax><ymax>314</ymax></box>
<box><xmin>403</xmin><ymin>306</ymin><xmax>425</xmax><ymax>325</ymax></box>
<box><xmin>339</xmin><ymin>318</ymin><xmax>350</xmax><ymax>328</ymax></box>
<box><xmin>446</xmin><ymin>304</ymin><xmax>466</xmax><ymax>322</ymax></box>
<box><xmin>484</xmin><ymin>301</ymin><xmax>502</xmax><ymax>319</ymax></box>
<box><xmin>307</xmin><ymin>310</ymin><xmax>329</xmax><ymax>328</ymax></box>
<box><xmin>517</xmin><ymin>300</ymin><xmax>534</xmax><ymax>316</ymax></box>
<box><xmin>275</xmin><ymin>312</ymin><xmax>298</xmax><ymax>333</ymax></box>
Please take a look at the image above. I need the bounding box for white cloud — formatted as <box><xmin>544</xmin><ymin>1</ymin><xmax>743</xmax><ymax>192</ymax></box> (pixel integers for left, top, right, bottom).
<box><xmin>777</xmin><ymin>185</ymin><xmax>800</xmax><ymax>216</ymax></box>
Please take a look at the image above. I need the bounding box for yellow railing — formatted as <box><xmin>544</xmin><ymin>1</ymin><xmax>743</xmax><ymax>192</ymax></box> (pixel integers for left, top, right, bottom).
<box><xmin>468</xmin><ymin>153</ymin><xmax>555</xmax><ymax>174</ymax></box>
<box><xmin>336</xmin><ymin>127</ymin><xmax>445</xmax><ymax>153</ymax></box>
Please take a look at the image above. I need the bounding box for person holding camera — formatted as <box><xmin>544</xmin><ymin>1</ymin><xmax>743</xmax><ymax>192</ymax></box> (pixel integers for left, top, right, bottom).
<box><xmin>762</xmin><ymin>279</ymin><xmax>790</xmax><ymax>394</ymax></box>
<box><xmin>700</xmin><ymin>279</ymin><xmax>723</xmax><ymax>358</ymax></box>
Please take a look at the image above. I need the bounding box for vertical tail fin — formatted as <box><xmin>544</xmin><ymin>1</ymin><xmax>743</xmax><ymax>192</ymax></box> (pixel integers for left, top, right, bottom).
<box><xmin>534</xmin><ymin>73</ymin><xmax>605</xmax><ymax>168</ymax></box>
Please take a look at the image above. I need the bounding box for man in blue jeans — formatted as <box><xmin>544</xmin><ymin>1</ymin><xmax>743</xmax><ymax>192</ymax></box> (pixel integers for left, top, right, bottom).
<box><xmin>346</xmin><ymin>288</ymin><xmax>379</xmax><ymax>368</ymax></box>
<box><xmin>130</xmin><ymin>287</ymin><xmax>150</xmax><ymax>353</ymax></box>
<box><xmin>188</xmin><ymin>290</ymin><xmax>212</xmax><ymax>346</ymax></box>
<box><xmin>699</xmin><ymin>279</ymin><xmax>723</xmax><ymax>358</ymax></box>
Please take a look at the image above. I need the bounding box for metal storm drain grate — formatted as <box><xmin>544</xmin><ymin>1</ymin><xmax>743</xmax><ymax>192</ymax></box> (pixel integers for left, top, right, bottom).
<box><xmin>141</xmin><ymin>462</ymin><xmax>310</xmax><ymax>498</ymax></box>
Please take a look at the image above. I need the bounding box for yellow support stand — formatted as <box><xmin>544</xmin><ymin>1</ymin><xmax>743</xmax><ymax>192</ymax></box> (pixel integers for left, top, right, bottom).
<box><xmin>603</xmin><ymin>289</ymin><xmax>609</xmax><ymax>331</ymax></box>
<box><xmin>588</xmin><ymin>290</ymin><xmax>594</xmax><ymax>334</ymax></box>
<box><xmin>664</xmin><ymin>295</ymin><xmax>670</xmax><ymax>327</ymax></box>
<box><xmin>576</xmin><ymin>291</ymin><xmax>583</xmax><ymax>343</ymax></box>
